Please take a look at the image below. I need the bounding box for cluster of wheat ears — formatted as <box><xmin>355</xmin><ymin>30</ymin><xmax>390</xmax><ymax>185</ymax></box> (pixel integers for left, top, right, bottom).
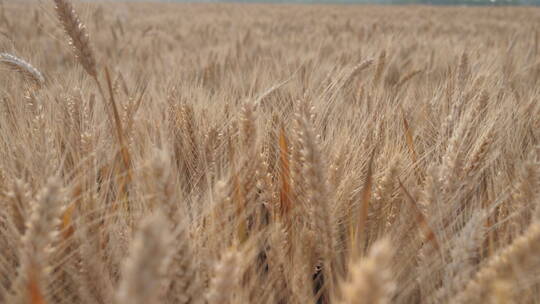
<box><xmin>0</xmin><ymin>0</ymin><xmax>539</xmax><ymax>303</ymax></box>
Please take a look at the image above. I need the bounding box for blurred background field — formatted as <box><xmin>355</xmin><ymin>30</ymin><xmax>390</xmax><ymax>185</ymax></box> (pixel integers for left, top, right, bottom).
<box><xmin>130</xmin><ymin>0</ymin><xmax>538</xmax><ymax>6</ymax></box>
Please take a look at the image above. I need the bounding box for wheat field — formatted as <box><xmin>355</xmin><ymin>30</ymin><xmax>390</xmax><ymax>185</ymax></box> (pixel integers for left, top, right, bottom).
<box><xmin>0</xmin><ymin>1</ymin><xmax>540</xmax><ymax>303</ymax></box>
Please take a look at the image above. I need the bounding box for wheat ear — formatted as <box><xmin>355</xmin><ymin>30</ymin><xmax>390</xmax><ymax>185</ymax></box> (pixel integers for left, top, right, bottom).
<box><xmin>0</xmin><ymin>53</ymin><xmax>44</xmax><ymax>87</ymax></box>
<box><xmin>5</xmin><ymin>178</ymin><xmax>63</xmax><ymax>304</ymax></box>
<box><xmin>52</xmin><ymin>0</ymin><xmax>97</xmax><ymax>78</ymax></box>
<box><xmin>206</xmin><ymin>248</ymin><xmax>240</xmax><ymax>304</ymax></box>
<box><xmin>450</xmin><ymin>222</ymin><xmax>540</xmax><ymax>304</ymax></box>
<box><xmin>116</xmin><ymin>212</ymin><xmax>172</xmax><ymax>304</ymax></box>
<box><xmin>162</xmin><ymin>226</ymin><xmax>203</xmax><ymax>304</ymax></box>
<box><xmin>339</xmin><ymin>239</ymin><xmax>395</xmax><ymax>304</ymax></box>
